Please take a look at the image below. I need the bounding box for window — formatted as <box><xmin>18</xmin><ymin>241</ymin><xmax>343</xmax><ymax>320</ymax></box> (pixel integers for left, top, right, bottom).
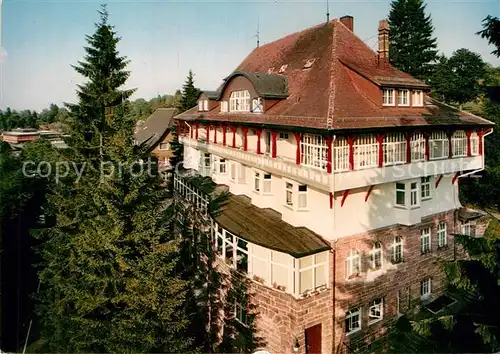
<box><xmin>263</xmin><ymin>174</ymin><xmax>272</xmax><ymax>194</ymax></box>
<box><xmin>298</xmin><ymin>252</ymin><xmax>327</xmax><ymax>294</ymax></box>
<box><xmin>229</xmin><ymin>90</ymin><xmax>251</xmax><ymax>112</ymax></box>
<box><xmin>471</xmin><ymin>132</ymin><xmax>480</xmax><ymax>156</ymax></box>
<box><xmin>452</xmin><ymin>130</ymin><xmax>467</xmax><ymax>157</ymax></box>
<box><xmin>383</xmin><ymin>89</ymin><xmax>395</xmax><ymax>106</ymax></box>
<box><xmin>461</xmin><ymin>222</ymin><xmax>472</xmax><ymax>236</ymax></box>
<box><xmin>410</xmin><ymin>133</ymin><xmax>425</xmax><ymax>162</ymax></box>
<box><xmin>421</xmin><ymin>177</ymin><xmax>431</xmax><ymax>200</ymax></box>
<box><xmin>345</xmin><ymin>308</ymin><xmax>361</xmax><ymax>334</ymax></box>
<box><xmin>236</xmin><ymin>238</ymin><xmax>248</xmax><ymax>273</ymax></box>
<box><xmin>384</xmin><ymin>133</ymin><xmax>406</xmax><ymax>166</ymax></box>
<box><xmin>279</xmin><ymin>64</ymin><xmax>288</xmax><ymax>73</ymax></box>
<box><xmin>368</xmin><ymin>299</ymin><xmax>383</xmax><ymax>324</ymax></box>
<box><xmin>398</xmin><ymin>89</ymin><xmax>410</xmax><ymax>106</ymax></box>
<box><xmin>198</xmin><ymin>100</ymin><xmax>203</xmax><ymax>111</ymax></box>
<box><xmin>203</xmin><ymin>100</ymin><xmax>208</xmax><ymax>111</ymax></box>
<box><xmin>370</xmin><ymin>242</ymin><xmax>383</xmax><ymax>271</ymax></box>
<box><xmin>285</xmin><ymin>182</ymin><xmax>293</xmax><ymax>207</ymax></box>
<box><xmin>437</xmin><ymin>221</ymin><xmax>447</xmax><ymax>248</ymax></box>
<box><xmin>396</xmin><ymin>183</ymin><xmax>405</xmax><ymax>206</ymax></box>
<box><xmin>301</xmin><ymin>134</ymin><xmax>328</xmax><ymax>170</ymax></box>
<box><xmin>251</xmin><ymin>98</ymin><xmax>263</xmax><ymax>113</ymax></box>
<box><xmin>220</xmin><ymin>101</ymin><xmax>228</xmax><ymax>112</ymax></box>
<box><xmin>420</xmin><ymin>278</ymin><xmax>432</xmax><ymax>299</ymax></box>
<box><xmin>218</xmin><ymin>158</ymin><xmax>226</xmax><ymax>174</ymax></box>
<box><xmin>430</xmin><ymin>131</ymin><xmax>449</xmax><ymax>160</ymax></box>
<box><xmin>353</xmin><ymin>135</ymin><xmax>378</xmax><ymax>170</ymax></box>
<box><xmin>334</xmin><ymin>138</ymin><xmax>350</xmax><ymax>172</ymax></box>
<box><xmin>225</xmin><ymin>231</ymin><xmax>235</xmax><ymax>266</ymax></box>
<box><xmin>412</xmin><ymin>90</ymin><xmax>424</xmax><ymax>106</ymax></box>
<box><xmin>235</xmin><ymin>301</ymin><xmax>248</xmax><ymax>326</ymax></box>
<box><xmin>238</xmin><ymin>164</ymin><xmax>246</xmax><ymax>183</ymax></box>
<box><xmin>298</xmin><ymin>185</ymin><xmax>308</xmax><ymax>209</ymax></box>
<box><xmin>391</xmin><ymin>236</ymin><xmax>403</xmax><ymax>264</ymax></box>
<box><xmin>345</xmin><ymin>249</ymin><xmax>361</xmax><ymax>279</ymax></box>
<box><xmin>420</xmin><ymin>227</ymin><xmax>431</xmax><ymax>254</ymax></box>
<box><xmin>279</xmin><ymin>132</ymin><xmax>289</xmax><ymax>140</ymax></box>
<box><xmin>410</xmin><ymin>182</ymin><xmax>419</xmax><ymax>207</ymax></box>
<box><xmin>158</xmin><ymin>142</ymin><xmax>170</xmax><ymax>150</ymax></box>
<box><xmin>254</xmin><ymin>172</ymin><xmax>260</xmax><ymax>192</ymax></box>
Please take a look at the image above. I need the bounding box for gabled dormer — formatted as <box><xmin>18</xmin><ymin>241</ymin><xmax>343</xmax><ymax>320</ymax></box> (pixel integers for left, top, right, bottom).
<box><xmin>197</xmin><ymin>91</ymin><xmax>218</xmax><ymax>112</ymax></box>
<box><xmin>215</xmin><ymin>71</ymin><xmax>289</xmax><ymax>114</ymax></box>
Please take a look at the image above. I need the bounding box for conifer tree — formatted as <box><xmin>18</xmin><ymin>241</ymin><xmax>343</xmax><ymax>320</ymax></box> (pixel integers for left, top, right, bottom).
<box><xmin>179</xmin><ymin>70</ymin><xmax>201</xmax><ymax>112</ymax></box>
<box><xmin>388</xmin><ymin>0</ymin><xmax>438</xmax><ymax>80</ymax></box>
<box><xmin>34</xmin><ymin>6</ymin><xmax>191</xmax><ymax>352</ymax></box>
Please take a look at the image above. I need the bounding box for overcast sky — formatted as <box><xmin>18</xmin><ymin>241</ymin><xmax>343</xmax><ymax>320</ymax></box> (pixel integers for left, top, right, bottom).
<box><xmin>1</xmin><ymin>0</ymin><xmax>499</xmax><ymax>111</ymax></box>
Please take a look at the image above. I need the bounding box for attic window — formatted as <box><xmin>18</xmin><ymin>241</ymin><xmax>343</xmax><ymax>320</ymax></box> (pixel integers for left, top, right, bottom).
<box><xmin>267</xmin><ymin>67</ymin><xmax>275</xmax><ymax>74</ymax></box>
<box><xmin>279</xmin><ymin>65</ymin><xmax>288</xmax><ymax>74</ymax></box>
<box><xmin>303</xmin><ymin>58</ymin><xmax>316</xmax><ymax>69</ymax></box>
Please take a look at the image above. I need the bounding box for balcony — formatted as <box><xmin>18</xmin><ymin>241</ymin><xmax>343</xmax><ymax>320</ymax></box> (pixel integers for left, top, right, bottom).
<box><xmin>180</xmin><ymin>136</ymin><xmax>332</xmax><ymax>192</ymax></box>
<box><xmin>180</xmin><ymin>136</ymin><xmax>484</xmax><ymax>192</ymax></box>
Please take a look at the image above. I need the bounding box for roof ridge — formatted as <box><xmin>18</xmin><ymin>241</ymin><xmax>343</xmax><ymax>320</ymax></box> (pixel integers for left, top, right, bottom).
<box><xmin>326</xmin><ymin>21</ymin><xmax>340</xmax><ymax>129</ymax></box>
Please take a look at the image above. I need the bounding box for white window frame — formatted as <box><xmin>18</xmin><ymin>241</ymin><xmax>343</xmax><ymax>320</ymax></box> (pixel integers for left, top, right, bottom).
<box><xmin>368</xmin><ymin>298</ymin><xmax>383</xmax><ymax>325</ymax></box>
<box><xmin>345</xmin><ymin>249</ymin><xmax>361</xmax><ymax>279</ymax></box>
<box><xmin>461</xmin><ymin>222</ymin><xmax>472</xmax><ymax>236</ymax></box>
<box><xmin>279</xmin><ymin>132</ymin><xmax>289</xmax><ymax>140</ymax></box>
<box><xmin>198</xmin><ymin>100</ymin><xmax>203</xmax><ymax>111</ymax></box>
<box><xmin>229</xmin><ymin>90</ymin><xmax>251</xmax><ymax>112</ymax></box>
<box><xmin>298</xmin><ymin>252</ymin><xmax>328</xmax><ymax>294</ymax></box>
<box><xmin>420</xmin><ymin>227</ymin><xmax>431</xmax><ymax>254</ymax></box>
<box><xmin>203</xmin><ymin>100</ymin><xmax>208</xmax><ymax>111</ymax></box>
<box><xmin>298</xmin><ymin>185</ymin><xmax>308</xmax><ymax>209</ymax></box>
<box><xmin>254</xmin><ymin>171</ymin><xmax>260</xmax><ymax>192</ymax></box>
<box><xmin>369</xmin><ymin>242</ymin><xmax>383</xmax><ymax>271</ymax></box>
<box><xmin>383</xmin><ymin>133</ymin><xmax>406</xmax><ymax>166</ymax></box>
<box><xmin>420</xmin><ymin>278</ymin><xmax>432</xmax><ymax>300</ymax></box>
<box><xmin>452</xmin><ymin>130</ymin><xmax>467</xmax><ymax>157</ymax></box>
<box><xmin>398</xmin><ymin>89</ymin><xmax>410</xmax><ymax>106</ymax></box>
<box><xmin>158</xmin><ymin>142</ymin><xmax>170</xmax><ymax>151</ymax></box>
<box><xmin>391</xmin><ymin>236</ymin><xmax>403</xmax><ymax>264</ymax></box>
<box><xmin>383</xmin><ymin>88</ymin><xmax>395</xmax><ymax>106</ymax></box>
<box><xmin>437</xmin><ymin>221</ymin><xmax>447</xmax><ymax>248</ymax></box>
<box><xmin>411</xmin><ymin>132</ymin><xmax>425</xmax><ymax>162</ymax></box>
<box><xmin>395</xmin><ymin>182</ymin><xmax>406</xmax><ymax>207</ymax></box>
<box><xmin>345</xmin><ymin>308</ymin><xmax>361</xmax><ymax>335</ymax></box>
<box><xmin>410</xmin><ymin>182</ymin><xmax>419</xmax><ymax>207</ymax></box>
<box><xmin>471</xmin><ymin>132</ymin><xmax>479</xmax><ymax>156</ymax></box>
<box><xmin>353</xmin><ymin>135</ymin><xmax>378</xmax><ymax>170</ymax></box>
<box><xmin>285</xmin><ymin>182</ymin><xmax>294</xmax><ymax>207</ymax></box>
<box><xmin>220</xmin><ymin>101</ymin><xmax>228</xmax><ymax>112</ymax></box>
<box><xmin>218</xmin><ymin>158</ymin><xmax>226</xmax><ymax>174</ymax></box>
<box><xmin>421</xmin><ymin>176</ymin><xmax>431</xmax><ymax>200</ymax></box>
<box><xmin>334</xmin><ymin>138</ymin><xmax>350</xmax><ymax>172</ymax></box>
<box><xmin>301</xmin><ymin>134</ymin><xmax>328</xmax><ymax>170</ymax></box>
<box><xmin>429</xmin><ymin>131</ymin><xmax>449</xmax><ymax>160</ymax></box>
<box><xmin>412</xmin><ymin>90</ymin><xmax>424</xmax><ymax>107</ymax></box>
<box><xmin>234</xmin><ymin>301</ymin><xmax>248</xmax><ymax>326</ymax></box>
<box><xmin>263</xmin><ymin>173</ymin><xmax>272</xmax><ymax>194</ymax></box>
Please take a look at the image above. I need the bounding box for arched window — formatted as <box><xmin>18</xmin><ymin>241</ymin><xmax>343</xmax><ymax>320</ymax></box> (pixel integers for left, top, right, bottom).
<box><xmin>391</xmin><ymin>236</ymin><xmax>403</xmax><ymax>264</ymax></box>
<box><xmin>229</xmin><ymin>90</ymin><xmax>251</xmax><ymax>112</ymax></box>
<box><xmin>345</xmin><ymin>249</ymin><xmax>361</xmax><ymax>278</ymax></box>
<box><xmin>370</xmin><ymin>242</ymin><xmax>383</xmax><ymax>270</ymax></box>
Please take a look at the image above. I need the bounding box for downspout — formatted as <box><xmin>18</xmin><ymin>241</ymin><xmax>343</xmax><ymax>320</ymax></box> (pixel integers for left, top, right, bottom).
<box><xmin>330</xmin><ymin>135</ymin><xmax>337</xmax><ymax>354</ymax></box>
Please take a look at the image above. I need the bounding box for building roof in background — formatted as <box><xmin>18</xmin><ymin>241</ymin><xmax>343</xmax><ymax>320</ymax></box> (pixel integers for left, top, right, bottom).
<box><xmin>176</xmin><ymin>18</ymin><xmax>493</xmax><ymax>131</ymax></box>
<box><xmin>215</xmin><ymin>193</ymin><xmax>330</xmax><ymax>257</ymax></box>
<box><xmin>134</xmin><ymin>108</ymin><xmax>177</xmax><ymax>149</ymax></box>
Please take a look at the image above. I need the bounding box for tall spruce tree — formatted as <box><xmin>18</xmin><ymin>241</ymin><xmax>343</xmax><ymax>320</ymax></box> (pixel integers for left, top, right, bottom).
<box><xmin>34</xmin><ymin>6</ymin><xmax>191</xmax><ymax>352</ymax></box>
<box><xmin>388</xmin><ymin>0</ymin><xmax>438</xmax><ymax>80</ymax></box>
<box><xmin>179</xmin><ymin>70</ymin><xmax>201</xmax><ymax>112</ymax></box>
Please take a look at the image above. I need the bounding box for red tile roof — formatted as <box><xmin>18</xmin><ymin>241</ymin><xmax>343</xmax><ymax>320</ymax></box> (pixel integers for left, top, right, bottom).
<box><xmin>176</xmin><ymin>19</ymin><xmax>493</xmax><ymax>130</ymax></box>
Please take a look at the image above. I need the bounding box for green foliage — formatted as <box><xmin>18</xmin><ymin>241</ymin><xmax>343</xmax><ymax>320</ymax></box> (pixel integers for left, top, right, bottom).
<box><xmin>477</xmin><ymin>16</ymin><xmax>500</xmax><ymax>57</ymax></box>
<box><xmin>179</xmin><ymin>70</ymin><xmax>201</xmax><ymax>112</ymax></box>
<box><xmin>430</xmin><ymin>49</ymin><xmax>487</xmax><ymax>106</ymax></box>
<box><xmin>388</xmin><ymin>0</ymin><xmax>438</xmax><ymax>80</ymax></box>
<box><xmin>34</xmin><ymin>6</ymin><xmax>191</xmax><ymax>352</ymax></box>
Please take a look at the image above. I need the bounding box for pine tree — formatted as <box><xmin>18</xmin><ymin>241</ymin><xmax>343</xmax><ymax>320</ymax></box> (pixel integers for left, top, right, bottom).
<box><xmin>179</xmin><ymin>70</ymin><xmax>201</xmax><ymax>112</ymax></box>
<box><xmin>388</xmin><ymin>0</ymin><xmax>438</xmax><ymax>80</ymax></box>
<box><xmin>34</xmin><ymin>6</ymin><xmax>192</xmax><ymax>352</ymax></box>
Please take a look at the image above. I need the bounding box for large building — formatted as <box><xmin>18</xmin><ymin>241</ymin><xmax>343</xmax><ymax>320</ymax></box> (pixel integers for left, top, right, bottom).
<box><xmin>173</xmin><ymin>17</ymin><xmax>493</xmax><ymax>354</ymax></box>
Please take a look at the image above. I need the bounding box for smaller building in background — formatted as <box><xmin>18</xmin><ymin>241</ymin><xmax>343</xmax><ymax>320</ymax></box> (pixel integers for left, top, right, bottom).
<box><xmin>134</xmin><ymin>107</ymin><xmax>177</xmax><ymax>181</ymax></box>
<box><xmin>1</xmin><ymin>128</ymin><xmax>68</xmax><ymax>150</ymax></box>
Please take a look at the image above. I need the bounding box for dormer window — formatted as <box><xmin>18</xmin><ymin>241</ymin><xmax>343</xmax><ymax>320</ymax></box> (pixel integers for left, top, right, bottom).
<box><xmin>383</xmin><ymin>89</ymin><xmax>395</xmax><ymax>106</ymax></box>
<box><xmin>220</xmin><ymin>101</ymin><xmax>228</xmax><ymax>112</ymax></box>
<box><xmin>229</xmin><ymin>90</ymin><xmax>251</xmax><ymax>112</ymax></box>
<box><xmin>251</xmin><ymin>97</ymin><xmax>263</xmax><ymax>113</ymax></box>
<box><xmin>398</xmin><ymin>89</ymin><xmax>410</xmax><ymax>106</ymax></box>
<box><xmin>203</xmin><ymin>100</ymin><xmax>208</xmax><ymax>111</ymax></box>
<box><xmin>198</xmin><ymin>100</ymin><xmax>208</xmax><ymax>111</ymax></box>
<box><xmin>412</xmin><ymin>90</ymin><xmax>424</xmax><ymax>107</ymax></box>
<box><xmin>198</xmin><ymin>101</ymin><xmax>203</xmax><ymax>111</ymax></box>
<box><xmin>279</xmin><ymin>64</ymin><xmax>288</xmax><ymax>74</ymax></box>
<box><xmin>267</xmin><ymin>67</ymin><xmax>275</xmax><ymax>74</ymax></box>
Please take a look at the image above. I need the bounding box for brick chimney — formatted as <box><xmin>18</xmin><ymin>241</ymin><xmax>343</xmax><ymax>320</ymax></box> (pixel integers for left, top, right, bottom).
<box><xmin>340</xmin><ymin>15</ymin><xmax>354</xmax><ymax>32</ymax></box>
<box><xmin>378</xmin><ymin>19</ymin><xmax>390</xmax><ymax>60</ymax></box>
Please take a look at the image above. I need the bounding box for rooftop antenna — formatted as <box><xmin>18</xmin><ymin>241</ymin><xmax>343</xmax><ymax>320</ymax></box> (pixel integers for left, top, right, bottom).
<box><xmin>255</xmin><ymin>17</ymin><xmax>260</xmax><ymax>48</ymax></box>
<box><xmin>326</xmin><ymin>0</ymin><xmax>330</xmax><ymax>23</ymax></box>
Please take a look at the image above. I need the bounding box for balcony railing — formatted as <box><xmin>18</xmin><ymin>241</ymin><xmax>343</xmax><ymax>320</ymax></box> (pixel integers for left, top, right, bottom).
<box><xmin>173</xmin><ymin>173</ymin><xmax>210</xmax><ymax>216</ymax></box>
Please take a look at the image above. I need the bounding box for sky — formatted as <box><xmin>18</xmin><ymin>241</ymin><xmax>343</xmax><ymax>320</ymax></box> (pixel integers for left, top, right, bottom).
<box><xmin>1</xmin><ymin>0</ymin><xmax>500</xmax><ymax>111</ymax></box>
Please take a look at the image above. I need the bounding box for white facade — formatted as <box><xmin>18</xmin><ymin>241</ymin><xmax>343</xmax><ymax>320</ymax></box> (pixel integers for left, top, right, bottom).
<box><xmin>182</xmin><ymin>129</ymin><xmax>472</xmax><ymax>241</ymax></box>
